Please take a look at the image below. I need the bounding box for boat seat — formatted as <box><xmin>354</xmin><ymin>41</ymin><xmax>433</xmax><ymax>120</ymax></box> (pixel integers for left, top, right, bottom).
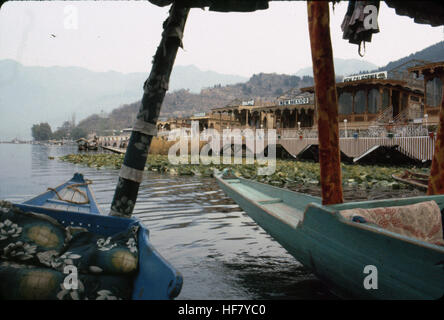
<box><xmin>339</xmin><ymin>200</ymin><xmax>444</xmax><ymax>246</ymax></box>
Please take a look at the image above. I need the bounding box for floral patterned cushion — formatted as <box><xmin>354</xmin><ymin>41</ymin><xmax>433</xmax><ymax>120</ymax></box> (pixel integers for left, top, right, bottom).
<box><xmin>38</xmin><ymin>224</ymin><xmax>139</xmax><ymax>275</ymax></box>
<box><xmin>0</xmin><ymin>260</ymin><xmax>64</xmax><ymax>300</ymax></box>
<box><xmin>0</xmin><ymin>202</ymin><xmax>137</xmax><ymax>299</ymax></box>
<box><xmin>0</xmin><ymin>260</ymin><xmax>132</xmax><ymax>300</ymax></box>
<box><xmin>0</xmin><ymin>205</ymin><xmax>68</xmax><ymax>264</ymax></box>
<box><xmin>340</xmin><ymin>200</ymin><xmax>444</xmax><ymax>246</ymax></box>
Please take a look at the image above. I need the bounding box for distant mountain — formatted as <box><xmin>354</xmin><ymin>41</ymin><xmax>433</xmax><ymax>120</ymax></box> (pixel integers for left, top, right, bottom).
<box><xmin>170</xmin><ymin>65</ymin><xmax>247</xmax><ymax>93</ymax></box>
<box><xmin>295</xmin><ymin>58</ymin><xmax>379</xmax><ymax>77</ymax></box>
<box><xmin>0</xmin><ymin>60</ymin><xmax>247</xmax><ymax>140</ymax></box>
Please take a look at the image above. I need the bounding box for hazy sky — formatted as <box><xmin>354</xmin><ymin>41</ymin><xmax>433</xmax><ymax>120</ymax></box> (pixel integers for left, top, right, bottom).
<box><xmin>0</xmin><ymin>1</ymin><xmax>443</xmax><ymax>77</ymax></box>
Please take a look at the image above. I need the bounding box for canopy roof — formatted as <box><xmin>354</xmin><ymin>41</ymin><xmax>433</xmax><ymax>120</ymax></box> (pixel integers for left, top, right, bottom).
<box><xmin>147</xmin><ymin>1</ymin><xmax>444</xmax><ymax>26</ymax></box>
<box><xmin>385</xmin><ymin>1</ymin><xmax>444</xmax><ymax>27</ymax></box>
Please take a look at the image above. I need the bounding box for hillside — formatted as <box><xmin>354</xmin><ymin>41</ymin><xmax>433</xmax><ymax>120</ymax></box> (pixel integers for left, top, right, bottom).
<box><xmin>77</xmin><ymin>41</ymin><xmax>444</xmax><ymax>135</ymax></box>
<box><xmin>379</xmin><ymin>41</ymin><xmax>444</xmax><ymax>72</ymax></box>
<box><xmin>77</xmin><ymin>73</ymin><xmax>315</xmax><ymax>134</ymax></box>
<box><xmin>350</xmin><ymin>41</ymin><xmax>444</xmax><ymax>76</ymax></box>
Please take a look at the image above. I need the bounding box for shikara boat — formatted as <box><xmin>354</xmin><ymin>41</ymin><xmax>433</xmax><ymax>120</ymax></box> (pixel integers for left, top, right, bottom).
<box><xmin>76</xmin><ymin>138</ymin><xmax>98</xmax><ymax>151</ymax></box>
<box><xmin>20</xmin><ymin>173</ymin><xmax>102</xmax><ymax>214</ymax></box>
<box><xmin>392</xmin><ymin>170</ymin><xmax>429</xmax><ymax>191</ymax></box>
<box><xmin>215</xmin><ymin>170</ymin><xmax>444</xmax><ymax>299</ymax></box>
<box><xmin>88</xmin><ymin>139</ymin><xmax>99</xmax><ymax>151</ymax></box>
<box><xmin>8</xmin><ymin>173</ymin><xmax>183</xmax><ymax>300</ymax></box>
<box><xmin>76</xmin><ymin>138</ymin><xmax>88</xmax><ymax>151</ymax></box>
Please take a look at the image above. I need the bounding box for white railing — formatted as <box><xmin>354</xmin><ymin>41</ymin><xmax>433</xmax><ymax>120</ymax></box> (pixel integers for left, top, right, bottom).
<box><xmin>281</xmin><ymin>123</ymin><xmax>434</xmax><ymax>139</ymax></box>
<box><xmin>279</xmin><ymin>135</ymin><xmax>436</xmax><ymax>161</ymax></box>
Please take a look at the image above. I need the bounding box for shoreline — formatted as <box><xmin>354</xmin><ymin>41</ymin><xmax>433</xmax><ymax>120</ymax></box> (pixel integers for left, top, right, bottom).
<box><xmin>59</xmin><ymin>153</ymin><xmax>429</xmax><ymax>201</ymax></box>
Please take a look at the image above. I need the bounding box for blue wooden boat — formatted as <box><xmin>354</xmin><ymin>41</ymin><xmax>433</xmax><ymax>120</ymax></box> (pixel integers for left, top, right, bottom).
<box><xmin>20</xmin><ymin>173</ymin><xmax>102</xmax><ymax>215</ymax></box>
<box><xmin>215</xmin><ymin>170</ymin><xmax>444</xmax><ymax>299</ymax></box>
<box><xmin>10</xmin><ymin>173</ymin><xmax>183</xmax><ymax>300</ymax></box>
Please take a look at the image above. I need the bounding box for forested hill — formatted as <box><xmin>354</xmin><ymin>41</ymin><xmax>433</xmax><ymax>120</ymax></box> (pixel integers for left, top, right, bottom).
<box><xmin>353</xmin><ymin>41</ymin><xmax>444</xmax><ymax>76</ymax></box>
<box><xmin>380</xmin><ymin>41</ymin><xmax>444</xmax><ymax>72</ymax></box>
<box><xmin>77</xmin><ymin>73</ymin><xmax>316</xmax><ymax>134</ymax></box>
<box><xmin>77</xmin><ymin>41</ymin><xmax>444</xmax><ymax>135</ymax></box>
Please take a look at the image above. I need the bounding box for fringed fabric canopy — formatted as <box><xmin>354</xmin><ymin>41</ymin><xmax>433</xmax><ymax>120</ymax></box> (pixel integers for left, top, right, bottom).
<box><xmin>147</xmin><ymin>0</ymin><xmax>444</xmax><ymax>27</ymax></box>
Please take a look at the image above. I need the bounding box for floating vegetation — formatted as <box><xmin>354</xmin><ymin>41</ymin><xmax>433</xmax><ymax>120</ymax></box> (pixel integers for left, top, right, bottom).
<box><xmin>59</xmin><ymin>153</ymin><xmax>430</xmax><ymax>191</ymax></box>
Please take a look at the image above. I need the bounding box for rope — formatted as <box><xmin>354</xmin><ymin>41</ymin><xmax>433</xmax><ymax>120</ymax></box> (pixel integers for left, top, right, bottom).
<box><xmin>47</xmin><ymin>180</ymin><xmax>92</xmax><ymax>205</ymax></box>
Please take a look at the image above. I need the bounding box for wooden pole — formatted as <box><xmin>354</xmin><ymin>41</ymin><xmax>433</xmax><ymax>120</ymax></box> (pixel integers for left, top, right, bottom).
<box><xmin>307</xmin><ymin>1</ymin><xmax>343</xmax><ymax>205</ymax></box>
<box><xmin>110</xmin><ymin>3</ymin><xmax>189</xmax><ymax>217</ymax></box>
<box><xmin>427</xmin><ymin>73</ymin><xmax>444</xmax><ymax>195</ymax></box>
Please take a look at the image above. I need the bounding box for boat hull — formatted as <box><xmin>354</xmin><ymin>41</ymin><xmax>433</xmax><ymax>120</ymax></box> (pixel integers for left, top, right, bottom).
<box><xmin>12</xmin><ymin>203</ymin><xmax>183</xmax><ymax>300</ymax></box>
<box><xmin>7</xmin><ymin>173</ymin><xmax>183</xmax><ymax>300</ymax></box>
<box><xmin>216</xmin><ymin>173</ymin><xmax>444</xmax><ymax>299</ymax></box>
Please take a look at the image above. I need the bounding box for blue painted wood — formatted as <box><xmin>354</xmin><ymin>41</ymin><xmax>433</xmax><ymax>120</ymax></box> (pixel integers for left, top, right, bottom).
<box><xmin>12</xmin><ymin>173</ymin><xmax>183</xmax><ymax>300</ymax></box>
<box><xmin>215</xmin><ymin>171</ymin><xmax>444</xmax><ymax>299</ymax></box>
<box><xmin>22</xmin><ymin>173</ymin><xmax>102</xmax><ymax>215</ymax></box>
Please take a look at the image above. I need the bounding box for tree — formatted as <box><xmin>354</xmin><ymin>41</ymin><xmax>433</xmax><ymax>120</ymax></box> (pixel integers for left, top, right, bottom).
<box><xmin>70</xmin><ymin>127</ymin><xmax>88</xmax><ymax>140</ymax></box>
<box><xmin>31</xmin><ymin>122</ymin><xmax>52</xmax><ymax>141</ymax></box>
<box><xmin>52</xmin><ymin>121</ymin><xmax>73</xmax><ymax>140</ymax></box>
<box><xmin>52</xmin><ymin>128</ymin><xmax>68</xmax><ymax>140</ymax></box>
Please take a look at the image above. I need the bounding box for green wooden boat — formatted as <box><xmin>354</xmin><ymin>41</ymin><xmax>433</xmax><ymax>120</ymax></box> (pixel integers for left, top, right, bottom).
<box><xmin>215</xmin><ymin>170</ymin><xmax>444</xmax><ymax>300</ymax></box>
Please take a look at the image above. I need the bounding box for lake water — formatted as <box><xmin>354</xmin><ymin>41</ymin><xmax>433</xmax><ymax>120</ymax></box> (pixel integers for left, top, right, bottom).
<box><xmin>0</xmin><ymin>143</ymin><xmax>337</xmax><ymax>300</ymax></box>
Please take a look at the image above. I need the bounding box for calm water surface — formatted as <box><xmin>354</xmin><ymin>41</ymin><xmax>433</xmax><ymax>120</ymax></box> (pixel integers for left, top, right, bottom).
<box><xmin>0</xmin><ymin>143</ymin><xmax>336</xmax><ymax>300</ymax></box>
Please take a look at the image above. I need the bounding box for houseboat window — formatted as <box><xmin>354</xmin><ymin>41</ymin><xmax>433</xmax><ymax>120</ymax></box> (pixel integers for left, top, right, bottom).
<box><xmin>426</xmin><ymin>77</ymin><xmax>443</xmax><ymax>107</ymax></box>
<box><xmin>382</xmin><ymin>88</ymin><xmax>390</xmax><ymax>109</ymax></box>
<box><xmin>354</xmin><ymin>90</ymin><xmax>366</xmax><ymax>114</ymax></box>
<box><xmin>401</xmin><ymin>93</ymin><xmax>408</xmax><ymax>111</ymax></box>
<box><xmin>338</xmin><ymin>92</ymin><xmax>353</xmax><ymax>114</ymax></box>
<box><xmin>368</xmin><ymin>88</ymin><xmax>379</xmax><ymax>113</ymax></box>
<box><xmin>410</xmin><ymin>96</ymin><xmax>419</xmax><ymax>102</ymax></box>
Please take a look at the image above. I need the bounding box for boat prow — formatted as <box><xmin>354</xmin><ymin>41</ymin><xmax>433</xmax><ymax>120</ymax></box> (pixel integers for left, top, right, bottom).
<box><xmin>21</xmin><ymin>173</ymin><xmax>102</xmax><ymax>214</ymax></box>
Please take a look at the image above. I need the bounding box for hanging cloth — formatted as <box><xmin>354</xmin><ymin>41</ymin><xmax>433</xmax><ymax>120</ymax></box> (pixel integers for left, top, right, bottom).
<box><xmin>341</xmin><ymin>1</ymin><xmax>380</xmax><ymax>56</ymax></box>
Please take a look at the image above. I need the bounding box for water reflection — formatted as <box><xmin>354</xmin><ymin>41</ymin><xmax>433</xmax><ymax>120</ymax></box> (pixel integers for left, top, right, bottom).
<box><xmin>0</xmin><ymin>144</ymin><xmax>334</xmax><ymax>299</ymax></box>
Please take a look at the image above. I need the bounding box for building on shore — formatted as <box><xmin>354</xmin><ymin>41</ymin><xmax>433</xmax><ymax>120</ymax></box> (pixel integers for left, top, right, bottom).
<box><xmin>210</xmin><ymin>93</ymin><xmax>315</xmax><ymax>131</ymax></box>
<box><xmin>156</xmin><ymin>112</ymin><xmax>240</xmax><ymax>133</ymax></box>
<box><xmin>97</xmin><ymin>128</ymin><xmax>131</xmax><ymax>148</ymax></box>
<box><xmin>300</xmin><ymin>77</ymin><xmax>424</xmax><ymax>132</ymax></box>
<box><xmin>207</xmin><ymin>61</ymin><xmax>434</xmax><ymax>136</ymax></box>
<box><xmin>408</xmin><ymin>61</ymin><xmax>444</xmax><ymax>126</ymax></box>
<box><xmin>150</xmin><ymin>60</ymin><xmax>439</xmax><ymax>138</ymax></box>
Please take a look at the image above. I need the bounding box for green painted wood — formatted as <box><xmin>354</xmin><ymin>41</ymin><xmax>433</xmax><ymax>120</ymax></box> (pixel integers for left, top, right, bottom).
<box><xmin>215</xmin><ymin>172</ymin><xmax>444</xmax><ymax>299</ymax></box>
